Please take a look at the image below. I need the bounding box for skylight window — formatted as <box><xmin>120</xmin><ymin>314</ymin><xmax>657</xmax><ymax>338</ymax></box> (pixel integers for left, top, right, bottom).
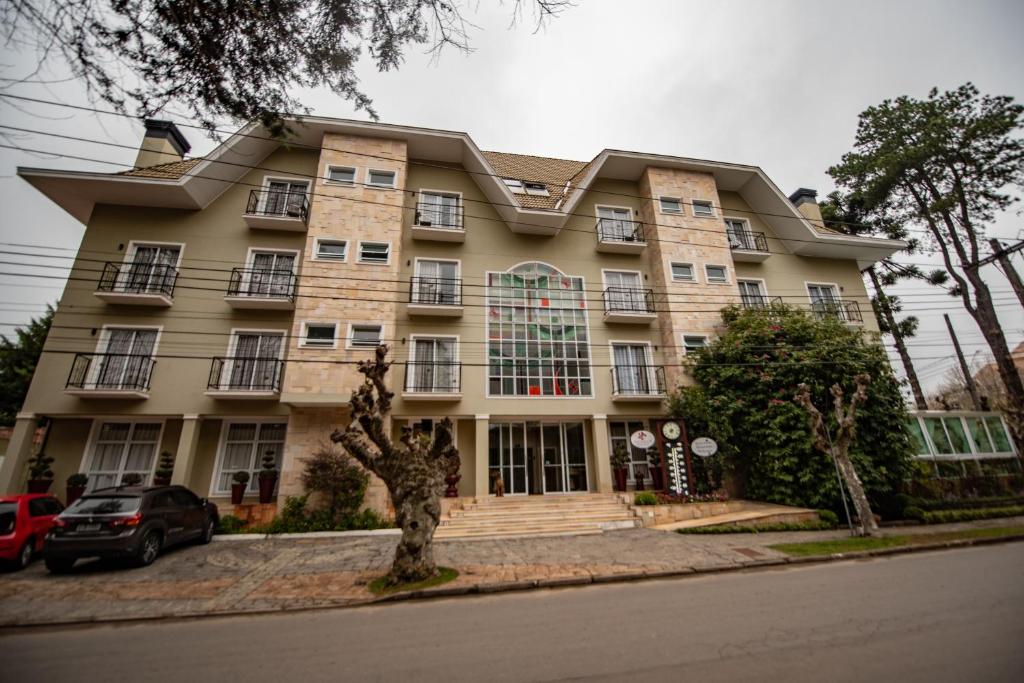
<box><xmin>523</xmin><ymin>182</ymin><xmax>549</xmax><ymax>196</ymax></box>
<box><xmin>502</xmin><ymin>178</ymin><xmax>525</xmax><ymax>193</ymax></box>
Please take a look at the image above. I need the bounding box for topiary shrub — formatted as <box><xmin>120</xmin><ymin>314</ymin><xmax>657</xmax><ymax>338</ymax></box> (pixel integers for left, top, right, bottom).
<box><xmin>121</xmin><ymin>472</ymin><xmax>143</xmax><ymax>486</ymax></box>
<box><xmin>634</xmin><ymin>491</ymin><xmax>658</xmax><ymax>506</ymax></box>
<box><xmin>300</xmin><ymin>444</ymin><xmax>369</xmax><ymax>522</ymax></box>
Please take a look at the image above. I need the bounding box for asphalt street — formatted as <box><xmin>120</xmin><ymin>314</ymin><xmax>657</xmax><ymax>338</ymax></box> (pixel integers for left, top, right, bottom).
<box><xmin>2</xmin><ymin>543</ymin><xmax>1022</xmax><ymax>682</ymax></box>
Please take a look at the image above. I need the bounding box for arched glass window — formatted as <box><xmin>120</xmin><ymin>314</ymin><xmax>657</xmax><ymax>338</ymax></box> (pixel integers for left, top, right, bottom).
<box><xmin>486</xmin><ymin>262</ymin><xmax>592</xmax><ymax>397</ymax></box>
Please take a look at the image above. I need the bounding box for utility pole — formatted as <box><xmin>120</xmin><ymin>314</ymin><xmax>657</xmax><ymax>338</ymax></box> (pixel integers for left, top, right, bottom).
<box><xmin>944</xmin><ymin>313</ymin><xmax>982</xmax><ymax>410</ymax></box>
<box><xmin>986</xmin><ymin>238</ymin><xmax>1024</xmax><ymax>308</ymax></box>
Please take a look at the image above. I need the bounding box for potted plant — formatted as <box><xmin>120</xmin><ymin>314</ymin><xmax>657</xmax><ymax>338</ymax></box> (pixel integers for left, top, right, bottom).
<box><xmin>610</xmin><ymin>444</ymin><xmax>630</xmax><ymax>492</ymax></box>
<box><xmin>648</xmin><ymin>449</ymin><xmax>664</xmax><ymax>491</ymax></box>
<box><xmin>153</xmin><ymin>450</ymin><xmax>174</xmax><ymax>486</ymax></box>
<box><xmin>26</xmin><ymin>452</ymin><xmax>55</xmax><ymax>493</ymax></box>
<box><xmin>634</xmin><ymin>467</ymin><xmax>646</xmax><ymax>491</ymax></box>
<box><xmin>257</xmin><ymin>449</ymin><xmax>278</xmax><ymax>504</ymax></box>
<box><xmin>231</xmin><ymin>470</ymin><xmax>250</xmax><ymax>505</ymax></box>
<box><xmin>121</xmin><ymin>472</ymin><xmax>143</xmax><ymax>486</ymax></box>
<box><xmin>66</xmin><ymin>473</ymin><xmax>88</xmax><ymax>506</ymax></box>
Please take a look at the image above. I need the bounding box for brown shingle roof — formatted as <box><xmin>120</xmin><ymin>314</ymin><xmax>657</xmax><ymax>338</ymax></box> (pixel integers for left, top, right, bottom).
<box><xmin>118</xmin><ymin>158</ymin><xmax>202</xmax><ymax>179</ymax></box>
<box><xmin>481</xmin><ymin>151</ymin><xmax>591</xmax><ymax>211</ymax></box>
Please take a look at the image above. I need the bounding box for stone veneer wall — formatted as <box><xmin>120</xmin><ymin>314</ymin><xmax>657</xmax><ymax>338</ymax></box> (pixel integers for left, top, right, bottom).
<box><xmin>638</xmin><ymin>167</ymin><xmax>741</xmax><ymax>388</ymax></box>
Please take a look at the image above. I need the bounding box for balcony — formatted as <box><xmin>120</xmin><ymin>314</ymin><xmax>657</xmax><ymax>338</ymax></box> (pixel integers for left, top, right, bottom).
<box><xmin>603</xmin><ymin>287</ymin><xmax>657</xmax><ymax>324</ymax></box>
<box><xmin>596</xmin><ymin>218</ymin><xmax>646</xmax><ymax>254</ymax></box>
<box><xmin>727</xmin><ymin>229</ymin><xmax>770</xmax><ymax>262</ymax></box>
<box><xmin>205</xmin><ymin>357</ymin><xmax>283</xmax><ymax>400</ymax></box>
<box><xmin>224</xmin><ymin>268</ymin><xmax>297</xmax><ymax>310</ymax></box>
<box><xmin>809</xmin><ymin>299</ymin><xmax>863</xmax><ymax>324</ymax></box>
<box><xmin>740</xmin><ymin>295</ymin><xmax>783</xmax><ymax>310</ymax></box>
<box><xmin>402</xmin><ymin>361</ymin><xmax>462</xmax><ymax>401</ymax></box>
<box><xmin>65</xmin><ymin>353</ymin><xmax>154</xmax><ymax>399</ymax></box>
<box><xmin>407</xmin><ymin>277</ymin><xmax>463</xmax><ymax>317</ymax></box>
<box><xmin>610</xmin><ymin>365</ymin><xmax>667</xmax><ymax>402</ymax></box>
<box><xmin>94</xmin><ymin>262</ymin><xmax>177</xmax><ymax>306</ymax></box>
<box><xmin>243</xmin><ymin>189</ymin><xmax>309</xmax><ymax>231</ymax></box>
<box><xmin>411</xmin><ymin>204</ymin><xmax>465</xmax><ymax>242</ymax></box>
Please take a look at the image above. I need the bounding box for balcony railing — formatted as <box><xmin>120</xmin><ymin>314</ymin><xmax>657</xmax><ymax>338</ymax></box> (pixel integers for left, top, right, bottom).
<box><xmin>740</xmin><ymin>295</ymin><xmax>783</xmax><ymax>310</ymax></box>
<box><xmin>97</xmin><ymin>261</ymin><xmax>178</xmax><ymax>298</ymax></box>
<box><xmin>207</xmin><ymin>357</ymin><xmax>283</xmax><ymax>393</ymax></box>
<box><xmin>409</xmin><ymin>276</ymin><xmax>462</xmax><ymax>306</ymax></box>
<box><xmin>603</xmin><ymin>287</ymin><xmax>655</xmax><ymax>314</ymax></box>
<box><xmin>610</xmin><ymin>365</ymin><xmax>666</xmax><ymax>397</ymax></box>
<box><xmin>727</xmin><ymin>229</ymin><xmax>768</xmax><ymax>253</ymax></box>
<box><xmin>245</xmin><ymin>189</ymin><xmax>309</xmax><ymax>222</ymax></box>
<box><xmin>404</xmin><ymin>361</ymin><xmax>462</xmax><ymax>394</ymax></box>
<box><xmin>810</xmin><ymin>299</ymin><xmax>863</xmax><ymax>323</ymax></box>
<box><xmin>596</xmin><ymin>218</ymin><xmax>645</xmax><ymax>244</ymax></box>
<box><xmin>227</xmin><ymin>268</ymin><xmax>297</xmax><ymax>301</ymax></box>
<box><xmin>414</xmin><ymin>204</ymin><xmax>463</xmax><ymax>230</ymax></box>
<box><xmin>66</xmin><ymin>353</ymin><xmax>155</xmax><ymax>392</ymax></box>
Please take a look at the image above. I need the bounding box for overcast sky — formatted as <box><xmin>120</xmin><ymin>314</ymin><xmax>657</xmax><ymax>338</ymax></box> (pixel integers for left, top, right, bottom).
<box><xmin>0</xmin><ymin>0</ymin><xmax>1021</xmax><ymax>398</ymax></box>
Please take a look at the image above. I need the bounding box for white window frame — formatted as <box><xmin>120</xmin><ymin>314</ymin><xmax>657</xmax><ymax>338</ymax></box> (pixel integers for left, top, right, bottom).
<box><xmin>407</xmin><ymin>334</ymin><xmax>460</xmax><ymax>392</ymax></box>
<box><xmin>299</xmin><ymin>321</ymin><xmax>339</xmax><ymax>349</ymax></box>
<box><xmin>601</xmin><ymin>269</ymin><xmax>647</xmax><ymax>313</ymax></box>
<box><xmin>681</xmin><ymin>334</ymin><xmax>709</xmax><ymax>356</ymax></box>
<box><xmin>805</xmin><ymin>281</ymin><xmax>842</xmax><ymax>301</ymax></box>
<box><xmin>209</xmin><ymin>418</ymin><xmax>288</xmax><ymax>496</ymax></box>
<box><xmin>357</xmin><ymin>240</ymin><xmax>392</xmax><ymax>266</ymax></box>
<box><xmin>366</xmin><ymin>168</ymin><xmax>397</xmax><ymax>189</ymax></box>
<box><xmin>658</xmin><ymin>196</ymin><xmax>684</xmax><ymax>214</ymax></box>
<box><xmin>220</xmin><ymin>328</ymin><xmax>287</xmax><ymax>390</ymax></box>
<box><xmin>413</xmin><ymin>257</ymin><xmax>462</xmax><ymax>305</ymax></box>
<box><xmin>415</xmin><ymin>189</ymin><xmax>463</xmax><ymax>229</ymax></box>
<box><xmin>704</xmin><ymin>263</ymin><xmax>730</xmax><ymax>284</ymax></box>
<box><xmin>325</xmin><ymin>165</ymin><xmax>357</xmax><ymax>186</ymax></box>
<box><xmin>123</xmin><ymin>240</ymin><xmax>186</xmax><ymax>270</ymax></box>
<box><xmin>79</xmin><ymin>419</ymin><xmax>166</xmax><ymax>491</ymax></box>
<box><xmin>691</xmin><ymin>199</ymin><xmax>715</xmax><ymax>218</ymax></box>
<box><xmin>259</xmin><ymin>176</ymin><xmax>311</xmax><ymax>214</ymax></box>
<box><xmin>608</xmin><ymin>340</ymin><xmax>658</xmax><ymax>394</ymax></box>
<box><xmin>502</xmin><ymin>178</ymin><xmax>525</xmax><ymax>194</ymax></box>
<box><xmin>89</xmin><ymin>324</ymin><xmax>162</xmax><ymax>388</ymax></box>
<box><xmin>312</xmin><ymin>238</ymin><xmax>348</xmax><ymax>263</ymax></box>
<box><xmin>346</xmin><ymin>322</ymin><xmax>385</xmax><ymax>350</ymax></box>
<box><xmin>668</xmin><ymin>260</ymin><xmax>697</xmax><ymax>283</ymax></box>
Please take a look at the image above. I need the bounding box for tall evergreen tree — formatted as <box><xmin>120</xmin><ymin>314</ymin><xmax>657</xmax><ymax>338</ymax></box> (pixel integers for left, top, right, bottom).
<box><xmin>0</xmin><ymin>304</ymin><xmax>53</xmax><ymax>426</ymax></box>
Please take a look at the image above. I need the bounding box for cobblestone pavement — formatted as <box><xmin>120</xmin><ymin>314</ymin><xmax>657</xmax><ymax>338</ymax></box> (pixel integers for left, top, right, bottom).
<box><xmin>2</xmin><ymin>518</ymin><xmax>1021</xmax><ymax>627</ymax></box>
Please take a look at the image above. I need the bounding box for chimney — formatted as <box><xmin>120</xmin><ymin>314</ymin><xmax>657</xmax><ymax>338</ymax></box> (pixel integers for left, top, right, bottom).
<box><xmin>788</xmin><ymin>187</ymin><xmax>824</xmax><ymax>225</ymax></box>
<box><xmin>134</xmin><ymin>119</ymin><xmax>191</xmax><ymax>169</ymax></box>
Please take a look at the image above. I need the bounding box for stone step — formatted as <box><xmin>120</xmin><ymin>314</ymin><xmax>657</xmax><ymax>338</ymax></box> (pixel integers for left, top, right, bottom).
<box><xmin>442</xmin><ymin>514</ymin><xmax>635</xmax><ymax>530</ymax></box>
<box><xmin>458</xmin><ymin>500</ymin><xmax>628</xmax><ymax>512</ymax></box>
<box><xmin>449</xmin><ymin>505</ymin><xmax>631</xmax><ymax>518</ymax></box>
<box><xmin>436</xmin><ymin>519</ymin><xmax>638</xmax><ymax>540</ymax></box>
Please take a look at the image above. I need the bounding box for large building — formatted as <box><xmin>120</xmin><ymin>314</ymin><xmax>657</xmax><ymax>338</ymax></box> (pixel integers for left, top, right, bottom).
<box><xmin>0</xmin><ymin>118</ymin><xmax>905</xmax><ymax>512</ymax></box>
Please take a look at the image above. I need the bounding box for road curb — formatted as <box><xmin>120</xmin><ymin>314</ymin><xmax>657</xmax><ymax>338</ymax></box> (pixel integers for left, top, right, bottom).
<box><xmin>3</xmin><ymin>532</ymin><xmax>1023</xmax><ymax>632</ymax></box>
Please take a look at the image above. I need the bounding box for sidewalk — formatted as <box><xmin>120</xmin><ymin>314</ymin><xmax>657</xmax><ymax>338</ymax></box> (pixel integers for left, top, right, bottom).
<box><xmin>2</xmin><ymin>517</ymin><xmax>1022</xmax><ymax>628</ymax></box>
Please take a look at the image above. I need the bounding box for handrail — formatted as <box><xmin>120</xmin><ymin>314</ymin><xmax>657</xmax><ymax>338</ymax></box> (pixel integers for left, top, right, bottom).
<box><xmin>610</xmin><ymin>365</ymin><xmax>666</xmax><ymax>395</ymax></box>
<box><xmin>409</xmin><ymin>276</ymin><xmax>463</xmax><ymax>306</ymax></box>
<box><xmin>603</xmin><ymin>286</ymin><xmax>655</xmax><ymax>313</ymax></box>
<box><xmin>245</xmin><ymin>189</ymin><xmax>309</xmax><ymax>222</ymax></box>
<box><xmin>207</xmin><ymin>357</ymin><xmax>284</xmax><ymax>392</ymax></box>
<box><xmin>404</xmin><ymin>361</ymin><xmax>462</xmax><ymax>393</ymax></box>
<box><xmin>596</xmin><ymin>217</ymin><xmax>645</xmax><ymax>244</ymax></box>
<box><xmin>66</xmin><ymin>353</ymin><xmax>155</xmax><ymax>391</ymax></box>
<box><xmin>97</xmin><ymin>261</ymin><xmax>178</xmax><ymax>297</ymax></box>
<box><xmin>226</xmin><ymin>267</ymin><xmax>298</xmax><ymax>300</ymax></box>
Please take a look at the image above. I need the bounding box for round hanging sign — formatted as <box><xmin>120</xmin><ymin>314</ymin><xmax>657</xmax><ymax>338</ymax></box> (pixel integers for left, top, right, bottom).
<box><xmin>690</xmin><ymin>437</ymin><xmax>718</xmax><ymax>458</ymax></box>
<box><xmin>630</xmin><ymin>430</ymin><xmax>656</xmax><ymax>450</ymax></box>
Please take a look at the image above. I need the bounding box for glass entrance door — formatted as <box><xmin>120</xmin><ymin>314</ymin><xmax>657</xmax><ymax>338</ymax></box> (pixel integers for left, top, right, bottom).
<box><xmin>489</xmin><ymin>422</ymin><xmax>589</xmax><ymax>495</ymax></box>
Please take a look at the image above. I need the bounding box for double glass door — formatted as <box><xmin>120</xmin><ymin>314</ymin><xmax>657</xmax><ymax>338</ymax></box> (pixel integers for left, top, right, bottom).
<box><xmin>488</xmin><ymin>422</ymin><xmax>588</xmax><ymax>495</ymax></box>
<box><xmin>604</xmin><ymin>270</ymin><xmax>645</xmax><ymax>311</ymax></box>
<box><xmin>413</xmin><ymin>260</ymin><xmax>459</xmax><ymax>305</ymax></box>
<box><xmin>612</xmin><ymin>344</ymin><xmax>653</xmax><ymax>394</ymax></box>
<box><xmin>264</xmin><ymin>180</ymin><xmax>308</xmax><ymax>216</ymax></box>
<box><xmin>597</xmin><ymin>206</ymin><xmax>634</xmax><ymax>241</ymax></box>
<box><xmin>409</xmin><ymin>338</ymin><xmax>457</xmax><ymax>392</ymax></box>
<box><xmin>94</xmin><ymin>328</ymin><xmax>157</xmax><ymax>389</ymax></box>
<box><xmin>227</xmin><ymin>333</ymin><xmax>283</xmax><ymax>390</ymax></box>
<box><xmin>247</xmin><ymin>252</ymin><xmax>296</xmax><ymax>297</ymax></box>
<box><xmin>124</xmin><ymin>245</ymin><xmax>180</xmax><ymax>293</ymax></box>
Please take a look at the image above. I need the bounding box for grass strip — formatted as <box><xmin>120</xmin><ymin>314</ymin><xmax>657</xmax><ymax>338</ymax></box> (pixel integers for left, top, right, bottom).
<box><xmin>369</xmin><ymin>567</ymin><xmax>459</xmax><ymax>595</ymax></box>
<box><xmin>769</xmin><ymin>525</ymin><xmax>1024</xmax><ymax>557</ymax></box>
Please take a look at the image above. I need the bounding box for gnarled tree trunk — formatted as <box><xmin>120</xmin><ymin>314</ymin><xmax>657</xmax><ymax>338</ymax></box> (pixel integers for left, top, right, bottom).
<box><xmin>331</xmin><ymin>346</ymin><xmax>459</xmax><ymax>585</ymax></box>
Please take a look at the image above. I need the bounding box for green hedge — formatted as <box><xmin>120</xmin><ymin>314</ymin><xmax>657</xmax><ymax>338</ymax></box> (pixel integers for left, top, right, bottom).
<box><xmin>910</xmin><ymin>496</ymin><xmax>1024</xmax><ymax>512</ymax></box>
<box><xmin>216</xmin><ymin>496</ymin><xmax>394</xmax><ymax>534</ymax></box>
<box><xmin>902</xmin><ymin>505</ymin><xmax>1024</xmax><ymax>524</ymax></box>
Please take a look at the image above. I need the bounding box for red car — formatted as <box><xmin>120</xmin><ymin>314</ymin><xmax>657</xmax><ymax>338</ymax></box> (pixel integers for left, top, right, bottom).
<box><xmin>0</xmin><ymin>494</ymin><xmax>65</xmax><ymax>570</ymax></box>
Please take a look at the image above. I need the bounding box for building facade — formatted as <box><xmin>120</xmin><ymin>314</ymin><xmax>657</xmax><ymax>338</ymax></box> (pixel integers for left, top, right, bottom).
<box><xmin>0</xmin><ymin>118</ymin><xmax>905</xmax><ymax>513</ymax></box>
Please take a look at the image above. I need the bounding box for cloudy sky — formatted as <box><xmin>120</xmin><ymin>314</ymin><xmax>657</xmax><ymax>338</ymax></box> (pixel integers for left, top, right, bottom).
<box><xmin>0</xmin><ymin>0</ymin><xmax>1021</xmax><ymax>397</ymax></box>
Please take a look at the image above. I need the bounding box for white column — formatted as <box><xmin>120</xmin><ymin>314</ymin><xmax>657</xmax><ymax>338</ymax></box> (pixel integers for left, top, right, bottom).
<box><xmin>170</xmin><ymin>415</ymin><xmax>202</xmax><ymax>487</ymax></box>
<box><xmin>0</xmin><ymin>414</ymin><xmax>38</xmax><ymax>494</ymax></box>
<box><xmin>474</xmin><ymin>414</ymin><xmax>489</xmax><ymax>498</ymax></box>
<box><xmin>592</xmin><ymin>414</ymin><xmax>613</xmax><ymax>493</ymax></box>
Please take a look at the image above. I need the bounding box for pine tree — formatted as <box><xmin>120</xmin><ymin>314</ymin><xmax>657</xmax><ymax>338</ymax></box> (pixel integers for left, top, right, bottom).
<box><xmin>0</xmin><ymin>304</ymin><xmax>53</xmax><ymax>426</ymax></box>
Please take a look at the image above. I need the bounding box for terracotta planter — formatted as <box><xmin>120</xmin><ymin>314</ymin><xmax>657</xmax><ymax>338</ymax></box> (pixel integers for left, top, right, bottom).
<box><xmin>257</xmin><ymin>475</ymin><xmax>277</xmax><ymax>504</ymax></box>
<box><xmin>444</xmin><ymin>473</ymin><xmax>461</xmax><ymax>498</ymax></box>
<box><xmin>153</xmin><ymin>476</ymin><xmax>171</xmax><ymax>487</ymax></box>
<box><xmin>27</xmin><ymin>479</ymin><xmax>52</xmax><ymax>494</ymax></box>
<box><xmin>613</xmin><ymin>468</ymin><xmax>628</xmax><ymax>492</ymax></box>
<box><xmin>231</xmin><ymin>483</ymin><xmax>247</xmax><ymax>505</ymax></box>
<box><xmin>65</xmin><ymin>485</ymin><xmax>86</xmax><ymax>506</ymax></box>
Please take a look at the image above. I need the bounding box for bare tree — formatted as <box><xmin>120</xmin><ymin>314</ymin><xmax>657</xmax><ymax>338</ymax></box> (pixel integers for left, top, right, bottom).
<box><xmin>795</xmin><ymin>374</ymin><xmax>879</xmax><ymax>537</ymax></box>
<box><xmin>331</xmin><ymin>345</ymin><xmax>459</xmax><ymax>585</ymax></box>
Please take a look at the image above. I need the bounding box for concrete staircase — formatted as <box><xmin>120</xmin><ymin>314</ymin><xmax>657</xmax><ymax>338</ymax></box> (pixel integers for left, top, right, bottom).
<box><xmin>436</xmin><ymin>494</ymin><xmax>640</xmax><ymax>540</ymax></box>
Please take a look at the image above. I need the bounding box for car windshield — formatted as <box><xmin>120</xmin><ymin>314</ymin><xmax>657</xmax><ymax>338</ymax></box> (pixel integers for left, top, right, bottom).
<box><xmin>0</xmin><ymin>502</ymin><xmax>15</xmax><ymax>535</ymax></box>
<box><xmin>64</xmin><ymin>496</ymin><xmax>142</xmax><ymax>515</ymax></box>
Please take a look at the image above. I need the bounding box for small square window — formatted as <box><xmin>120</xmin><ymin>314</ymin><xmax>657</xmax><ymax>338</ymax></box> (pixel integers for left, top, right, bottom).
<box><xmin>350</xmin><ymin>324</ymin><xmax>383</xmax><ymax>348</ymax></box>
<box><xmin>670</xmin><ymin>262</ymin><xmax>695</xmax><ymax>282</ymax></box>
<box><xmin>327</xmin><ymin>166</ymin><xmax>356</xmax><ymax>185</ymax></box>
<box><xmin>682</xmin><ymin>335</ymin><xmax>708</xmax><ymax>355</ymax></box>
<box><xmin>523</xmin><ymin>182</ymin><xmax>549</xmax><ymax>196</ymax></box>
<box><xmin>660</xmin><ymin>197</ymin><xmax>683</xmax><ymax>214</ymax></box>
<box><xmin>302</xmin><ymin>323</ymin><xmax>337</xmax><ymax>348</ymax></box>
<box><xmin>367</xmin><ymin>170</ymin><xmax>396</xmax><ymax>188</ymax></box>
<box><xmin>705</xmin><ymin>264</ymin><xmax>728</xmax><ymax>283</ymax></box>
<box><xmin>358</xmin><ymin>242</ymin><xmax>390</xmax><ymax>264</ymax></box>
<box><xmin>315</xmin><ymin>239</ymin><xmax>347</xmax><ymax>262</ymax></box>
<box><xmin>692</xmin><ymin>200</ymin><xmax>714</xmax><ymax>217</ymax></box>
<box><xmin>502</xmin><ymin>178</ymin><xmax>525</xmax><ymax>193</ymax></box>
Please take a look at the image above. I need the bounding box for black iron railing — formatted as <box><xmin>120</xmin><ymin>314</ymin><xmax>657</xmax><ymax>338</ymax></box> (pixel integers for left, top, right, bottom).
<box><xmin>409</xmin><ymin>276</ymin><xmax>462</xmax><ymax>306</ymax></box>
<box><xmin>207</xmin><ymin>357</ymin><xmax>283</xmax><ymax>392</ymax></box>
<box><xmin>404</xmin><ymin>361</ymin><xmax>462</xmax><ymax>393</ymax></box>
<box><xmin>740</xmin><ymin>295</ymin><xmax>783</xmax><ymax>310</ymax></box>
<box><xmin>226</xmin><ymin>268</ymin><xmax>297</xmax><ymax>301</ymax></box>
<box><xmin>597</xmin><ymin>218</ymin><xmax>645</xmax><ymax>244</ymax></box>
<box><xmin>245</xmin><ymin>189</ymin><xmax>309</xmax><ymax>222</ymax></box>
<box><xmin>97</xmin><ymin>262</ymin><xmax>178</xmax><ymax>298</ymax></box>
<box><xmin>727</xmin><ymin>229</ymin><xmax>768</xmax><ymax>252</ymax></box>
<box><xmin>414</xmin><ymin>201</ymin><xmax>464</xmax><ymax>230</ymax></box>
<box><xmin>610</xmin><ymin>365</ymin><xmax>666</xmax><ymax>396</ymax></box>
<box><xmin>809</xmin><ymin>299</ymin><xmax>863</xmax><ymax>323</ymax></box>
<box><xmin>66</xmin><ymin>353</ymin><xmax>155</xmax><ymax>392</ymax></box>
<box><xmin>603</xmin><ymin>287</ymin><xmax>655</xmax><ymax>314</ymax></box>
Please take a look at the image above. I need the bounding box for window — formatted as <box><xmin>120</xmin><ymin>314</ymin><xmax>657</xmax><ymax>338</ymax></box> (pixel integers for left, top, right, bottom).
<box><xmin>502</xmin><ymin>178</ymin><xmax>525</xmax><ymax>193</ymax></box>
<box><xmin>213</xmin><ymin>422</ymin><xmax>286</xmax><ymax>494</ymax></box>
<box><xmin>609</xmin><ymin>421</ymin><xmax>654</xmax><ymax>483</ymax></box>
<box><xmin>704</xmin><ymin>264</ymin><xmax>728</xmax><ymax>284</ymax></box>
<box><xmin>604</xmin><ymin>270</ymin><xmax>648</xmax><ymax>312</ymax></box>
<box><xmin>262</xmin><ymin>179</ymin><xmax>309</xmax><ymax>216</ymax></box>
<box><xmin>670</xmin><ymin>262</ymin><xmax>695</xmax><ymax>282</ymax></box>
<box><xmin>611</xmin><ymin>344</ymin><xmax>656</xmax><ymax>395</ymax></box>
<box><xmin>314</xmin><ymin>239</ymin><xmax>347</xmax><ymax>262</ymax></box>
<box><xmin>84</xmin><ymin>421</ymin><xmax>163</xmax><ymax>491</ymax></box>
<box><xmin>416</xmin><ymin>192</ymin><xmax>462</xmax><ymax>229</ymax></box>
<box><xmin>807</xmin><ymin>283</ymin><xmax>843</xmax><ymax>319</ymax></box>
<box><xmin>407</xmin><ymin>337</ymin><xmax>459</xmax><ymax>392</ymax></box>
<box><xmin>523</xmin><ymin>182</ymin><xmax>549</xmax><ymax>196</ymax></box>
<box><xmin>326</xmin><ymin>166</ymin><xmax>356</xmax><ymax>185</ymax></box>
<box><xmin>659</xmin><ymin>197</ymin><xmax>683</xmax><ymax>214</ymax></box>
<box><xmin>244</xmin><ymin>251</ymin><xmax>296</xmax><ymax>298</ymax></box>
<box><xmin>692</xmin><ymin>200</ymin><xmax>714</xmax><ymax>217</ymax></box>
<box><xmin>367</xmin><ymin>169</ymin><xmax>396</xmax><ymax>188</ymax></box>
<box><xmin>349</xmin><ymin>324</ymin><xmax>383</xmax><ymax>348</ymax></box>
<box><xmin>90</xmin><ymin>327</ymin><xmax>159</xmax><ymax>391</ymax></box>
<box><xmin>222</xmin><ymin>332</ymin><xmax>283</xmax><ymax>390</ymax></box>
<box><xmin>301</xmin><ymin>323</ymin><xmax>337</xmax><ymax>348</ymax></box>
<box><xmin>121</xmin><ymin>243</ymin><xmax>181</xmax><ymax>294</ymax></box>
<box><xmin>725</xmin><ymin>218</ymin><xmax>758</xmax><ymax>250</ymax></box>
<box><xmin>682</xmin><ymin>335</ymin><xmax>708</xmax><ymax>355</ymax></box>
<box><xmin>413</xmin><ymin>260</ymin><xmax>460</xmax><ymax>305</ymax></box>
<box><xmin>596</xmin><ymin>206</ymin><xmax>638</xmax><ymax>242</ymax></box>
<box><xmin>357</xmin><ymin>241</ymin><xmax>391</xmax><ymax>265</ymax></box>
<box><xmin>487</xmin><ymin>262</ymin><xmax>592</xmax><ymax>397</ymax></box>
<box><xmin>737</xmin><ymin>280</ymin><xmax>767</xmax><ymax>308</ymax></box>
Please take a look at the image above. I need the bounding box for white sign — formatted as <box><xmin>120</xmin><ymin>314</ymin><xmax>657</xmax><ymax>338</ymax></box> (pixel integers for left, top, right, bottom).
<box><xmin>630</xmin><ymin>430</ymin><xmax>656</xmax><ymax>450</ymax></box>
<box><xmin>690</xmin><ymin>437</ymin><xmax>718</xmax><ymax>458</ymax></box>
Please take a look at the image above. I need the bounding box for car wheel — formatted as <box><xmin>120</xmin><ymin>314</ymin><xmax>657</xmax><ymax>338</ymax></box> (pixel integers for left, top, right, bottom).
<box><xmin>16</xmin><ymin>540</ymin><xmax>34</xmax><ymax>570</ymax></box>
<box><xmin>45</xmin><ymin>557</ymin><xmax>75</xmax><ymax>573</ymax></box>
<box><xmin>135</xmin><ymin>530</ymin><xmax>162</xmax><ymax>567</ymax></box>
<box><xmin>198</xmin><ymin>518</ymin><xmax>215</xmax><ymax>545</ymax></box>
